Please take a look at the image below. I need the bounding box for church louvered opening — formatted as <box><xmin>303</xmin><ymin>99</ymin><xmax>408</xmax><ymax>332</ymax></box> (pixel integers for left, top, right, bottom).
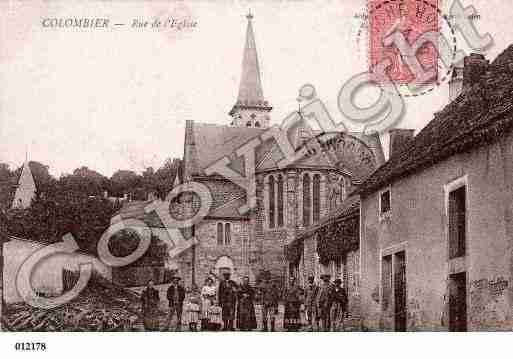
<box><xmin>313</xmin><ymin>174</ymin><xmax>321</xmax><ymax>223</ymax></box>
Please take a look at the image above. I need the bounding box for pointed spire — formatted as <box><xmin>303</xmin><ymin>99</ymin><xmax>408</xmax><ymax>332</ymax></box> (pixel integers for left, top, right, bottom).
<box><xmin>229</xmin><ymin>12</ymin><xmax>272</xmax><ymax>126</ymax></box>
<box><xmin>11</xmin><ymin>160</ymin><xmax>36</xmax><ymax>209</ymax></box>
<box><xmin>230</xmin><ymin>12</ymin><xmax>272</xmax><ymax>117</ymax></box>
<box><xmin>237</xmin><ymin>11</ymin><xmax>264</xmax><ymax>106</ymax></box>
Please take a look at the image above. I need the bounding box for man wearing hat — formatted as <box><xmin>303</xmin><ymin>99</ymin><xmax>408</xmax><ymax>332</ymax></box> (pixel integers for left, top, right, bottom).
<box><xmin>304</xmin><ymin>275</ymin><xmax>320</xmax><ymax>331</ymax></box>
<box><xmin>218</xmin><ymin>271</ymin><xmax>238</xmax><ymax>331</ymax></box>
<box><xmin>260</xmin><ymin>275</ymin><xmax>280</xmax><ymax>331</ymax></box>
<box><xmin>317</xmin><ymin>274</ymin><xmax>333</xmax><ymax>331</ymax></box>
<box><xmin>331</xmin><ymin>278</ymin><xmax>348</xmax><ymax>331</ymax></box>
<box><xmin>166</xmin><ymin>276</ymin><xmax>185</xmax><ymax>331</ymax></box>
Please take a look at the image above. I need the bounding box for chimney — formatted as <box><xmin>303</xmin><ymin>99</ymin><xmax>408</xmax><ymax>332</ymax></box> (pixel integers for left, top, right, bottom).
<box><xmin>463</xmin><ymin>53</ymin><xmax>489</xmax><ymax>92</ymax></box>
<box><xmin>389</xmin><ymin>129</ymin><xmax>415</xmax><ymax>158</ymax></box>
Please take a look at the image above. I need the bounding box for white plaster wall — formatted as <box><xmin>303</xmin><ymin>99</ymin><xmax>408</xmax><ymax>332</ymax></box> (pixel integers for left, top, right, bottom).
<box><xmin>3</xmin><ymin>239</ymin><xmax>112</xmax><ymax>304</ymax></box>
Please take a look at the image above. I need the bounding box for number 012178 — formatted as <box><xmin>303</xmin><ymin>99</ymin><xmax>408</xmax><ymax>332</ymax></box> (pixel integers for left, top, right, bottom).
<box><xmin>14</xmin><ymin>342</ymin><xmax>47</xmax><ymax>351</ymax></box>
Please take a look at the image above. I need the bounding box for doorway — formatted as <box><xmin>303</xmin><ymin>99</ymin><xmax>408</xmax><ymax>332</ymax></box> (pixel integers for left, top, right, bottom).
<box><xmin>394</xmin><ymin>251</ymin><xmax>406</xmax><ymax>331</ymax></box>
<box><xmin>215</xmin><ymin>256</ymin><xmax>234</xmax><ymax>278</ymax></box>
<box><xmin>449</xmin><ymin>272</ymin><xmax>467</xmax><ymax>331</ymax></box>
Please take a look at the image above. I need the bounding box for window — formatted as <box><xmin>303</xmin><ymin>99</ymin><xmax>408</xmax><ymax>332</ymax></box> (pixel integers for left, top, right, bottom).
<box><xmin>217</xmin><ymin>222</ymin><xmax>232</xmax><ymax>245</ymax></box>
<box><xmin>255</xmin><ymin>121</ymin><xmax>261</xmax><ymax>127</ymax></box>
<box><xmin>380</xmin><ymin>189</ymin><xmax>391</xmax><ymax>216</ymax></box>
<box><xmin>217</xmin><ymin>223</ymin><xmax>223</xmax><ymax>245</ymax></box>
<box><xmin>267</xmin><ymin>174</ymin><xmax>285</xmax><ymax>229</ymax></box>
<box><xmin>246</xmin><ymin>121</ymin><xmax>252</xmax><ymax>127</ymax></box>
<box><xmin>313</xmin><ymin>174</ymin><xmax>321</xmax><ymax>223</ymax></box>
<box><xmin>448</xmin><ymin>186</ymin><xmax>466</xmax><ymax>259</ymax></box>
<box><xmin>303</xmin><ymin>173</ymin><xmax>311</xmax><ymax>227</ymax></box>
<box><xmin>269</xmin><ymin>176</ymin><xmax>275</xmax><ymax>228</ymax></box>
<box><xmin>277</xmin><ymin>175</ymin><xmax>284</xmax><ymax>227</ymax></box>
<box><xmin>224</xmin><ymin>223</ymin><xmax>231</xmax><ymax>245</ymax></box>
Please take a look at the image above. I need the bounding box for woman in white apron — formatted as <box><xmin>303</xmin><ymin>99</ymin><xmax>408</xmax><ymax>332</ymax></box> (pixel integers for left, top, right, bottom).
<box><xmin>200</xmin><ymin>277</ymin><xmax>216</xmax><ymax>330</ymax></box>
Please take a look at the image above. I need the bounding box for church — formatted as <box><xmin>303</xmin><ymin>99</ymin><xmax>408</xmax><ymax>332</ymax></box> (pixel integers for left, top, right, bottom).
<box><xmin>173</xmin><ymin>13</ymin><xmax>385</xmax><ymax>288</ymax></box>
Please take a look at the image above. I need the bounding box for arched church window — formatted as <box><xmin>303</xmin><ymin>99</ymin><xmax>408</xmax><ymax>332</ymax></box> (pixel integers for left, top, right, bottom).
<box><xmin>303</xmin><ymin>173</ymin><xmax>311</xmax><ymax>227</ymax></box>
<box><xmin>277</xmin><ymin>174</ymin><xmax>284</xmax><ymax>227</ymax></box>
<box><xmin>217</xmin><ymin>223</ymin><xmax>223</xmax><ymax>245</ymax></box>
<box><xmin>269</xmin><ymin>175</ymin><xmax>275</xmax><ymax>228</ymax></box>
<box><xmin>313</xmin><ymin>174</ymin><xmax>321</xmax><ymax>223</ymax></box>
<box><xmin>255</xmin><ymin>121</ymin><xmax>261</xmax><ymax>127</ymax></box>
<box><xmin>224</xmin><ymin>223</ymin><xmax>231</xmax><ymax>245</ymax></box>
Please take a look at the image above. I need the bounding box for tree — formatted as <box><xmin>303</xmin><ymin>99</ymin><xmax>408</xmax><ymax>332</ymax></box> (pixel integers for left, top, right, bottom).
<box><xmin>59</xmin><ymin>166</ymin><xmax>108</xmax><ymax>197</ymax></box>
<box><xmin>110</xmin><ymin>170</ymin><xmax>142</xmax><ymax>199</ymax></box>
<box><xmin>154</xmin><ymin>158</ymin><xmax>179</xmax><ymax>199</ymax></box>
<box><xmin>0</xmin><ymin>163</ymin><xmax>16</xmax><ymax>210</ymax></box>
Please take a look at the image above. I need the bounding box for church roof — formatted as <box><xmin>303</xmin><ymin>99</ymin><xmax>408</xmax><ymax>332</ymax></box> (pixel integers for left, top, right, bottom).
<box><xmin>184</xmin><ymin>120</ymin><xmax>385</xmax><ymax>179</ymax></box>
<box><xmin>206</xmin><ymin>195</ymin><xmax>249</xmax><ymax>220</ymax></box>
<box><xmin>358</xmin><ymin>45</ymin><xmax>513</xmax><ymax>196</ymax></box>
<box><xmin>230</xmin><ymin>13</ymin><xmax>271</xmax><ymax>115</ymax></box>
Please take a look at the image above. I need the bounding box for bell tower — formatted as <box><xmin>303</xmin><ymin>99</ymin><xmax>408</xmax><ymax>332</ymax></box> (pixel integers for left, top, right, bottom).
<box><xmin>229</xmin><ymin>12</ymin><xmax>272</xmax><ymax>128</ymax></box>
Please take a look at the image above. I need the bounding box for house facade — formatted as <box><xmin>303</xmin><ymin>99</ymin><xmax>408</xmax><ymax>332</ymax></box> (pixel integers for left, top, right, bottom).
<box><xmin>359</xmin><ymin>48</ymin><xmax>513</xmax><ymax>331</ymax></box>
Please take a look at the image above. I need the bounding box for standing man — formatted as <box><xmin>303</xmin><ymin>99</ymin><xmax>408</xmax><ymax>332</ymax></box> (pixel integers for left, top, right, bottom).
<box><xmin>304</xmin><ymin>275</ymin><xmax>319</xmax><ymax>331</ymax></box>
<box><xmin>260</xmin><ymin>277</ymin><xmax>280</xmax><ymax>332</ymax></box>
<box><xmin>237</xmin><ymin>276</ymin><xmax>257</xmax><ymax>331</ymax></box>
<box><xmin>283</xmin><ymin>276</ymin><xmax>303</xmax><ymax>331</ymax></box>
<box><xmin>331</xmin><ymin>278</ymin><xmax>348</xmax><ymax>331</ymax></box>
<box><xmin>141</xmin><ymin>280</ymin><xmax>160</xmax><ymax>331</ymax></box>
<box><xmin>218</xmin><ymin>272</ymin><xmax>237</xmax><ymax>331</ymax></box>
<box><xmin>166</xmin><ymin>276</ymin><xmax>185</xmax><ymax>331</ymax></box>
<box><xmin>317</xmin><ymin>274</ymin><xmax>333</xmax><ymax>331</ymax></box>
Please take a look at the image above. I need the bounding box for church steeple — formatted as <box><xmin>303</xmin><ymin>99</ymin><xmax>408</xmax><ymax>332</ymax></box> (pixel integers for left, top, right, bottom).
<box><xmin>229</xmin><ymin>12</ymin><xmax>272</xmax><ymax>128</ymax></box>
<box><xmin>11</xmin><ymin>160</ymin><xmax>36</xmax><ymax>209</ymax></box>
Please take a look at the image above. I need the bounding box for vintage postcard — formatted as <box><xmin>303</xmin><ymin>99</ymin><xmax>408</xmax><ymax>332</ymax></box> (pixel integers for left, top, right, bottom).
<box><xmin>0</xmin><ymin>0</ymin><xmax>512</xmax><ymax>356</ymax></box>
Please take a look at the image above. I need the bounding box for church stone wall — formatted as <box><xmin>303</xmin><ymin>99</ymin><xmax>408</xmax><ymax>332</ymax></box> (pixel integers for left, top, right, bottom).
<box><xmin>194</xmin><ymin>219</ymin><xmax>250</xmax><ymax>286</ymax></box>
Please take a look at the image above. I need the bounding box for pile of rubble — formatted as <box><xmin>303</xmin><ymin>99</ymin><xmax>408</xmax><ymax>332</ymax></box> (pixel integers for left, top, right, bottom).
<box><xmin>2</xmin><ymin>276</ymin><xmax>142</xmax><ymax>331</ymax></box>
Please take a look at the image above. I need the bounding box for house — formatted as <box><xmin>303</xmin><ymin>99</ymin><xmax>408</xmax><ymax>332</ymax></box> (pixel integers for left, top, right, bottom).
<box><xmin>358</xmin><ymin>47</ymin><xmax>513</xmax><ymax>331</ymax></box>
<box><xmin>2</xmin><ymin>235</ymin><xmax>111</xmax><ymax>303</ymax></box>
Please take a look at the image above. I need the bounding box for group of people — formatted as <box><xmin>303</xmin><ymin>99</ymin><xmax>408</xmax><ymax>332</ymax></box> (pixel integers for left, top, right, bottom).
<box><xmin>140</xmin><ymin>272</ymin><xmax>348</xmax><ymax>332</ymax></box>
<box><xmin>303</xmin><ymin>275</ymin><xmax>349</xmax><ymax>331</ymax></box>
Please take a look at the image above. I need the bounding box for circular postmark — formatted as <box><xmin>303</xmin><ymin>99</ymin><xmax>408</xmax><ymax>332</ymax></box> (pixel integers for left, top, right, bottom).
<box><xmin>353</xmin><ymin>0</ymin><xmax>458</xmax><ymax>98</ymax></box>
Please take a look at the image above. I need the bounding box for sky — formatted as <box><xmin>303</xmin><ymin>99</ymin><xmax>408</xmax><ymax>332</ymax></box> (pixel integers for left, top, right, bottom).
<box><xmin>1</xmin><ymin>0</ymin><xmax>512</xmax><ymax>177</ymax></box>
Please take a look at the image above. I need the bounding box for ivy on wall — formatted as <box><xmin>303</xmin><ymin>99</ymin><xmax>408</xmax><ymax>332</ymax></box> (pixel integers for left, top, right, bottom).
<box><xmin>316</xmin><ymin>216</ymin><xmax>358</xmax><ymax>265</ymax></box>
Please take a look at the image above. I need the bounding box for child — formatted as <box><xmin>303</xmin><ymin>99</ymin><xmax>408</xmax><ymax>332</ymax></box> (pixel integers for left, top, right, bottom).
<box><xmin>207</xmin><ymin>304</ymin><xmax>222</xmax><ymax>331</ymax></box>
<box><xmin>186</xmin><ymin>285</ymin><xmax>201</xmax><ymax>331</ymax></box>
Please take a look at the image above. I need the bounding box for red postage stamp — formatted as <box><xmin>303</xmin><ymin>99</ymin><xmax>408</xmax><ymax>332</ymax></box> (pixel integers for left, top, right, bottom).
<box><xmin>369</xmin><ymin>0</ymin><xmax>439</xmax><ymax>85</ymax></box>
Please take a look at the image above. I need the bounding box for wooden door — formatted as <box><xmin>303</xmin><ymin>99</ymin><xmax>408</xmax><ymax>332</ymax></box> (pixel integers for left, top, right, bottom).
<box><xmin>449</xmin><ymin>272</ymin><xmax>467</xmax><ymax>332</ymax></box>
<box><xmin>394</xmin><ymin>251</ymin><xmax>407</xmax><ymax>331</ymax></box>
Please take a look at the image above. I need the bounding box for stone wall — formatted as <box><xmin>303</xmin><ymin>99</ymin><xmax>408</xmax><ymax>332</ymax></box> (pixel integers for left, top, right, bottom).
<box><xmin>194</xmin><ymin>219</ymin><xmax>251</xmax><ymax>286</ymax></box>
<box><xmin>360</xmin><ymin>130</ymin><xmax>513</xmax><ymax>331</ymax></box>
<box><xmin>189</xmin><ymin>168</ymin><xmax>349</xmax><ymax>288</ymax></box>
